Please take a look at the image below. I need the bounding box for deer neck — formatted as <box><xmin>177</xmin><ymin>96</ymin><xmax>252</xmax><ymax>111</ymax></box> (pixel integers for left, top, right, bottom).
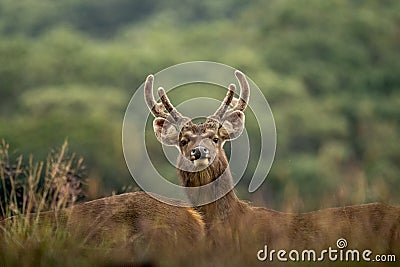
<box><xmin>178</xmin><ymin>159</ymin><xmax>246</xmax><ymax>226</ymax></box>
<box><xmin>197</xmin><ymin>187</ymin><xmax>244</xmax><ymax>226</ymax></box>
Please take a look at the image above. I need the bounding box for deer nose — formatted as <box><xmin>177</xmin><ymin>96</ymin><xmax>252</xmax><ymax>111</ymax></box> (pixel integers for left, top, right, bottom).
<box><xmin>190</xmin><ymin>146</ymin><xmax>209</xmax><ymax>160</ymax></box>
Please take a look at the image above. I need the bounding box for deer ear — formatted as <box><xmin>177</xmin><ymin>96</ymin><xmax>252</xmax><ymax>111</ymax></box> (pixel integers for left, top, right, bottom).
<box><xmin>220</xmin><ymin>110</ymin><xmax>245</xmax><ymax>140</ymax></box>
<box><xmin>153</xmin><ymin>118</ymin><xmax>179</xmax><ymax>146</ymax></box>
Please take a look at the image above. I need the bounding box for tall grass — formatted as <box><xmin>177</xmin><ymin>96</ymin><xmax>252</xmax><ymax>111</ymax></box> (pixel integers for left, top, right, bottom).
<box><xmin>0</xmin><ymin>140</ymin><xmax>95</xmax><ymax>267</ymax></box>
<box><xmin>0</xmin><ymin>141</ymin><xmax>198</xmax><ymax>267</ymax></box>
<box><xmin>0</xmin><ymin>141</ymin><xmax>397</xmax><ymax>267</ymax></box>
<box><xmin>0</xmin><ymin>140</ymin><xmax>86</xmax><ymax>220</ymax></box>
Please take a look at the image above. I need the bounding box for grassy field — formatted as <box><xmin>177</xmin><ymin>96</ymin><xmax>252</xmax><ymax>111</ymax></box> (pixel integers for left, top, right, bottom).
<box><xmin>1</xmin><ymin>142</ymin><xmax>398</xmax><ymax>267</ymax></box>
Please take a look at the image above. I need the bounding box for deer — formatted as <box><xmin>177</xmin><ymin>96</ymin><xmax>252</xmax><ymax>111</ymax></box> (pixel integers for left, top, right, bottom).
<box><xmin>1</xmin><ymin>191</ymin><xmax>205</xmax><ymax>265</ymax></box>
<box><xmin>145</xmin><ymin>70</ymin><xmax>400</xmax><ymax>261</ymax></box>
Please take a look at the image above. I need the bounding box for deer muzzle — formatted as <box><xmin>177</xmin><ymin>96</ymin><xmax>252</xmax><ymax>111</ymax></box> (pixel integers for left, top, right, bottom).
<box><xmin>190</xmin><ymin>146</ymin><xmax>210</xmax><ymax>167</ymax></box>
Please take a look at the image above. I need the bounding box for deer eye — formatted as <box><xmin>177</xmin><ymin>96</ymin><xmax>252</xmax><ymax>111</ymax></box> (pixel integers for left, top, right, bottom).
<box><xmin>212</xmin><ymin>137</ymin><xmax>219</xmax><ymax>143</ymax></box>
<box><xmin>180</xmin><ymin>140</ymin><xmax>188</xmax><ymax>146</ymax></box>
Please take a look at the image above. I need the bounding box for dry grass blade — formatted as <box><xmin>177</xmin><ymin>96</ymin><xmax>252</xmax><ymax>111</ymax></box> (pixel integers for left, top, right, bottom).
<box><xmin>0</xmin><ymin>139</ymin><xmax>86</xmax><ymax>220</ymax></box>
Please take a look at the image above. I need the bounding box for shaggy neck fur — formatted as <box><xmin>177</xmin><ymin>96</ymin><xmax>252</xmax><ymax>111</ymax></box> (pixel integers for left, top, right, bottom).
<box><xmin>177</xmin><ymin>152</ymin><xmax>247</xmax><ymax>227</ymax></box>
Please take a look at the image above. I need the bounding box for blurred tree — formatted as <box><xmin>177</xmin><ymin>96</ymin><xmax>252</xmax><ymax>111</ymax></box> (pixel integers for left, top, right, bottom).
<box><xmin>0</xmin><ymin>0</ymin><xmax>399</xmax><ymax>208</ymax></box>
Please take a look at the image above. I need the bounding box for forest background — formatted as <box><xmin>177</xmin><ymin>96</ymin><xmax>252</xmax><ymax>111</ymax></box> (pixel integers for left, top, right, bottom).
<box><xmin>0</xmin><ymin>0</ymin><xmax>399</xmax><ymax>212</ymax></box>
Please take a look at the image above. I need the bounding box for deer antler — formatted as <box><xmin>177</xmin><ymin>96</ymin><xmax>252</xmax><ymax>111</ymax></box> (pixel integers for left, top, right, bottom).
<box><xmin>231</xmin><ymin>70</ymin><xmax>250</xmax><ymax>112</ymax></box>
<box><xmin>210</xmin><ymin>70</ymin><xmax>250</xmax><ymax>123</ymax></box>
<box><xmin>144</xmin><ymin>75</ymin><xmax>186</xmax><ymax>124</ymax></box>
<box><xmin>212</xmin><ymin>84</ymin><xmax>236</xmax><ymax>120</ymax></box>
<box><xmin>144</xmin><ymin>75</ymin><xmax>168</xmax><ymax>119</ymax></box>
<box><xmin>145</xmin><ymin>70</ymin><xmax>249</xmax><ymax>125</ymax></box>
<box><xmin>157</xmin><ymin>87</ymin><xmax>186</xmax><ymax>123</ymax></box>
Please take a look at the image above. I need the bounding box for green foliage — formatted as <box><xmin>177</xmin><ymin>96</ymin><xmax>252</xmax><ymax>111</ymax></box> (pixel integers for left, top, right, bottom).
<box><xmin>0</xmin><ymin>1</ymin><xmax>399</xmax><ymax>266</ymax></box>
<box><xmin>0</xmin><ymin>0</ymin><xmax>399</xmax><ymax>210</ymax></box>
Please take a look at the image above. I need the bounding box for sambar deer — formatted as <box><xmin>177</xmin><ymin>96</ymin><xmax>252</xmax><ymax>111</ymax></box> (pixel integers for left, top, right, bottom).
<box><xmin>1</xmin><ymin>192</ymin><xmax>204</xmax><ymax>265</ymax></box>
<box><xmin>1</xmin><ymin>192</ymin><xmax>204</xmax><ymax>248</ymax></box>
<box><xmin>145</xmin><ymin>70</ymin><xmax>400</xmax><ymax>260</ymax></box>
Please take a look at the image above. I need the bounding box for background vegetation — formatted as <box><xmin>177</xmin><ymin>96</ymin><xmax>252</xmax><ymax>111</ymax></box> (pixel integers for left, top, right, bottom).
<box><xmin>1</xmin><ymin>1</ymin><xmax>400</xmax><ymax>266</ymax></box>
<box><xmin>0</xmin><ymin>0</ymin><xmax>399</xmax><ymax>212</ymax></box>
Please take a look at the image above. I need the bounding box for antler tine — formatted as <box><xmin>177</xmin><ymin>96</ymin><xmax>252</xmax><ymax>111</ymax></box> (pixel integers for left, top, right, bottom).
<box><xmin>233</xmin><ymin>70</ymin><xmax>250</xmax><ymax>112</ymax></box>
<box><xmin>213</xmin><ymin>84</ymin><xmax>236</xmax><ymax>119</ymax></box>
<box><xmin>144</xmin><ymin>75</ymin><xmax>169</xmax><ymax>119</ymax></box>
<box><xmin>158</xmin><ymin>87</ymin><xmax>184</xmax><ymax>123</ymax></box>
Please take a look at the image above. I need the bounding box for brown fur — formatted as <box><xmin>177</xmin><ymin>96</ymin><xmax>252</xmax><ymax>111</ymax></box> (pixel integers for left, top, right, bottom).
<box><xmin>176</xmin><ymin>122</ymin><xmax>400</xmax><ymax>255</ymax></box>
<box><xmin>1</xmin><ymin>192</ymin><xmax>205</xmax><ymax>250</ymax></box>
<box><xmin>150</xmin><ymin>70</ymin><xmax>400</xmax><ymax>261</ymax></box>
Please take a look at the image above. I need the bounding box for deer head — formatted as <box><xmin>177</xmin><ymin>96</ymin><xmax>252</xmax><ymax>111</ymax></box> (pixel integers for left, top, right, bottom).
<box><xmin>145</xmin><ymin>70</ymin><xmax>250</xmax><ymax>189</ymax></box>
